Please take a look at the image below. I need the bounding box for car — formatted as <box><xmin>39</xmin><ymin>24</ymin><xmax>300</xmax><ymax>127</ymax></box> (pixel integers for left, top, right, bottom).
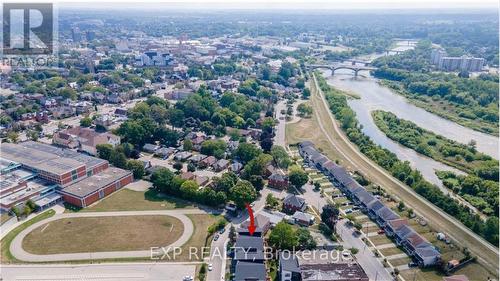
<box><xmin>377</xmin><ymin>229</ymin><xmax>385</xmax><ymax>235</ymax></box>
<box><xmin>345</xmin><ymin>208</ymin><xmax>353</xmax><ymax>214</ymax></box>
<box><xmin>219</xmin><ymin>228</ymin><xmax>226</xmax><ymax>234</ymax></box>
<box><xmin>183</xmin><ymin>276</ymin><xmax>193</xmax><ymax>281</ymax></box>
<box><xmin>352</xmin><ymin>206</ymin><xmax>360</xmax><ymax>211</ymax></box>
<box><xmin>342</xmin><ymin>251</ymin><xmax>350</xmax><ymax>258</ymax></box>
<box><xmin>213</xmin><ymin>234</ymin><xmax>219</xmax><ymax>241</ymax></box>
<box><xmin>408</xmin><ymin>262</ymin><xmax>418</xmax><ymax>268</ymax></box>
<box><xmin>208</xmin><ymin>264</ymin><xmax>213</xmax><ymax>271</ymax></box>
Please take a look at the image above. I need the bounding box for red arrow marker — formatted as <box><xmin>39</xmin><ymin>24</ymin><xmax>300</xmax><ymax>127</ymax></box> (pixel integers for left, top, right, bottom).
<box><xmin>245</xmin><ymin>203</ymin><xmax>256</xmax><ymax>236</ymax></box>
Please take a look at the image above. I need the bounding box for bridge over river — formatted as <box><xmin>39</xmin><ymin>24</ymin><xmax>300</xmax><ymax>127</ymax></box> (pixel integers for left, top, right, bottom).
<box><xmin>306</xmin><ymin>63</ymin><xmax>378</xmax><ymax>77</ymax></box>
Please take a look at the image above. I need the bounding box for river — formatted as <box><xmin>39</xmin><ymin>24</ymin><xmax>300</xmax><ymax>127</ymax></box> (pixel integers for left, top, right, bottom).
<box><xmin>319</xmin><ymin>40</ymin><xmax>499</xmax><ymax>190</ymax></box>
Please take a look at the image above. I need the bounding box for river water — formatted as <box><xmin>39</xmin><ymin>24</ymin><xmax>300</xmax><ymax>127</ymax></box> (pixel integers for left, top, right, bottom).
<box><xmin>319</xmin><ymin>40</ymin><xmax>499</xmax><ymax>190</ymax></box>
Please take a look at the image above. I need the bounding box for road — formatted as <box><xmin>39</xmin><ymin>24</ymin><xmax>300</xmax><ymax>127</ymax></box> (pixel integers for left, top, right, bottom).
<box><xmin>298</xmin><ymin>183</ymin><xmax>393</xmax><ymax>281</ymax></box>
<box><xmin>206</xmin><ymin>226</ymin><xmax>229</xmax><ymax>281</ymax></box>
<box><xmin>309</xmin><ymin>73</ymin><xmax>499</xmax><ymax>275</ymax></box>
<box><xmin>274</xmin><ymin>99</ymin><xmax>287</xmax><ymax>147</ymax></box>
<box><xmin>10</xmin><ymin>209</ymin><xmax>206</xmax><ymax>262</ymax></box>
<box><xmin>0</xmin><ymin>263</ymin><xmax>196</xmax><ymax>281</ymax></box>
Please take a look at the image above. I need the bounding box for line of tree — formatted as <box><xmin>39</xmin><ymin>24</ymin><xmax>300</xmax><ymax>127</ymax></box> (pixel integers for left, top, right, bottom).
<box><xmin>315</xmin><ymin>73</ymin><xmax>499</xmax><ymax>246</ymax></box>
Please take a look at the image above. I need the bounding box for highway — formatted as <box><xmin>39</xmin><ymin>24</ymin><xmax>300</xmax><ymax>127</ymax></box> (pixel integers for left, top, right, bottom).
<box><xmin>309</xmin><ymin>73</ymin><xmax>499</xmax><ymax>276</ymax></box>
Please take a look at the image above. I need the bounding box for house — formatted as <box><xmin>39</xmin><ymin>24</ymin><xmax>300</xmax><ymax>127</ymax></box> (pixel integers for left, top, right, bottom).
<box><xmin>384</xmin><ymin>218</ymin><xmax>408</xmax><ymax>237</ymax></box>
<box><xmin>366</xmin><ymin>200</ymin><xmax>384</xmax><ymax>219</ymax></box>
<box><xmin>375</xmin><ymin>207</ymin><xmax>399</xmax><ymax>227</ymax></box>
<box><xmin>234</xmin><ymin>262</ymin><xmax>266</xmax><ymax>281</ymax></box>
<box><xmin>213</xmin><ymin>159</ymin><xmax>230</xmax><ymax>172</ymax></box>
<box><xmin>283</xmin><ymin>194</ymin><xmax>307</xmax><ymax>213</ymax></box>
<box><xmin>238</xmin><ymin>214</ymin><xmax>271</xmax><ymax>237</ymax></box>
<box><xmin>414</xmin><ymin>246</ymin><xmax>440</xmax><ymax>267</ymax></box>
<box><xmin>143</xmin><ymin>143</ymin><xmax>160</xmax><ymax>153</ymax></box>
<box><xmin>51</xmin><ymin>106</ymin><xmax>75</xmax><ymax>119</ymax></box>
<box><xmin>292</xmin><ymin>211</ymin><xmax>315</xmax><ymax>226</ymax></box>
<box><xmin>279</xmin><ymin>251</ymin><xmax>368</xmax><ymax>281</ymax></box>
<box><xmin>53</xmin><ymin>127</ymin><xmax>121</xmax><ymax>156</ymax></box>
<box><xmin>174</xmin><ymin>151</ymin><xmax>192</xmax><ymax>161</ymax></box>
<box><xmin>199</xmin><ymin>156</ymin><xmax>217</xmax><ymax>168</ymax></box>
<box><xmin>114</xmin><ymin>108</ymin><xmax>128</xmax><ymax>116</ymax></box>
<box><xmin>230</xmin><ymin>162</ymin><xmax>243</xmax><ymax>174</ymax></box>
<box><xmin>233</xmin><ymin>235</ymin><xmax>265</xmax><ymax>262</ymax></box>
<box><xmin>279</xmin><ymin>252</ymin><xmax>301</xmax><ymax>281</ymax></box>
<box><xmin>195</xmin><ymin>176</ymin><xmax>210</xmax><ymax>186</ymax></box>
<box><xmin>268</xmin><ymin>170</ymin><xmax>288</xmax><ymax>189</ymax></box>
<box><xmin>181</xmin><ymin>172</ymin><xmax>196</xmax><ymax>181</ymax></box>
<box><xmin>189</xmin><ymin>154</ymin><xmax>206</xmax><ymax>164</ymax></box>
<box><xmin>155</xmin><ymin>147</ymin><xmax>176</xmax><ymax>158</ymax></box>
<box><xmin>94</xmin><ymin>114</ymin><xmax>113</xmax><ymax>129</ymax></box>
<box><xmin>394</xmin><ymin>225</ymin><xmax>417</xmax><ymax>246</ymax></box>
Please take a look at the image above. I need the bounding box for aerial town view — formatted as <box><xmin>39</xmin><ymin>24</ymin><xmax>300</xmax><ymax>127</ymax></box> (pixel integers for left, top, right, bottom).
<box><xmin>0</xmin><ymin>0</ymin><xmax>498</xmax><ymax>280</ymax></box>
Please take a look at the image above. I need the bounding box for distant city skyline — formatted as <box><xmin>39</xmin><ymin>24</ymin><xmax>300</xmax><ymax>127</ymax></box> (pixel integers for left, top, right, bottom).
<box><xmin>51</xmin><ymin>0</ymin><xmax>499</xmax><ymax>10</ymax></box>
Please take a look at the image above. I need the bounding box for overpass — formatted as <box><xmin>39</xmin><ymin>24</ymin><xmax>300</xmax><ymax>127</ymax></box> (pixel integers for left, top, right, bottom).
<box><xmin>306</xmin><ymin>63</ymin><xmax>378</xmax><ymax>77</ymax></box>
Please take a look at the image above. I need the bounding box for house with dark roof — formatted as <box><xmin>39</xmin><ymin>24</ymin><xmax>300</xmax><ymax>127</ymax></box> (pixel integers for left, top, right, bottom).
<box><xmin>279</xmin><ymin>252</ymin><xmax>301</xmax><ymax>281</ymax></box>
<box><xmin>375</xmin><ymin>206</ymin><xmax>399</xmax><ymax>227</ymax></box>
<box><xmin>366</xmin><ymin>200</ymin><xmax>384</xmax><ymax>219</ymax></box>
<box><xmin>234</xmin><ymin>261</ymin><xmax>266</xmax><ymax>281</ymax></box>
<box><xmin>351</xmin><ymin>189</ymin><xmax>375</xmax><ymax>211</ymax></box>
<box><xmin>414</xmin><ymin>246</ymin><xmax>441</xmax><ymax>267</ymax></box>
<box><xmin>199</xmin><ymin>156</ymin><xmax>217</xmax><ymax>168</ymax></box>
<box><xmin>384</xmin><ymin>218</ymin><xmax>408</xmax><ymax>237</ymax></box>
<box><xmin>292</xmin><ymin>211</ymin><xmax>315</xmax><ymax>226</ymax></box>
<box><xmin>268</xmin><ymin>170</ymin><xmax>288</xmax><ymax>189</ymax></box>
<box><xmin>142</xmin><ymin>143</ymin><xmax>160</xmax><ymax>153</ymax></box>
<box><xmin>230</xmin><ymin>161</ymin><xmax>244</xmax><ymax>174</ymax></box>
<box><xmin>283</xmin><ymin>194</ymin><xmax>307</xmax><ymax>214</ymax></box>
<box><xmin>394</xmin><ymin>225</ymin><xmax>416</xmax><ymax>246</ymax></box>
<box><xmin>214</xmin><ymin>159</ymin><xmax>230</xmax><ymax>172</ymax></box>
<box><xmin>233</xmin><ymin>236</ymin><xmax>265</xmax><ymax>263</ymax></box>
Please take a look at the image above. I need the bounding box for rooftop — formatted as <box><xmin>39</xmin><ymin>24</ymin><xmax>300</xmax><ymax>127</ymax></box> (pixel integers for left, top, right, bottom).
<box><xmin>61</xmin><ymin>167</ymin><xmax>131</xmax><ymax>198</ymax></box>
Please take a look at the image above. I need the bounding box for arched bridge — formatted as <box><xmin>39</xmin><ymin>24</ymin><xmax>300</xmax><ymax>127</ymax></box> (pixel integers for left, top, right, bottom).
<box><xmin>306</xmin><ymin>63</ymin><xmax>378</xmax><ymax>77</ymax></box>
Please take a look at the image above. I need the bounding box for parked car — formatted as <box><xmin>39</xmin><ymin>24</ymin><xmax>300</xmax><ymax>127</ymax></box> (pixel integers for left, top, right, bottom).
<box><xmin>345</xmin><ymin>208</ymin><xmax>353</xmax><ymax>214</ymax></box>
<box><xmin>183</xmin><ymin>276</ymin><xmax>193</xmax><ymax>281</ymax></box>
<box><xmin>214</xmin><ymin>234</ymin><xmax>219</xmax><ymax>241</ymax></box>
<box><xmin>352</xmin><ymin>206</ymin><xmax>360</xmax><ymax>211</ymax></box>
<box><xmin>408</xmin><ymin>262</ymin><xmax>418</xmax><ymax>268</ymax></box>
<box><xmin>219</xmin><ymin>228</ymin><xmax>226</xmax><ymax>234</ymax></box>
<box><xmin>208</xmin><ymin>264</ymin><xmax>213</xmax><ymax>271</ymax></box>
<box><xmin>377</xmin><ymin>229</ymin><xmax>385</xmax><ymax>235</ymax></box>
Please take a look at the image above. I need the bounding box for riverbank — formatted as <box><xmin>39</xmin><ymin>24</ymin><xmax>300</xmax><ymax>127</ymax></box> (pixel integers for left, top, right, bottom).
<box><xmin>315</xmin><ymin>72</ymin><xmax>498</xmax><ymax>246</ymax></box>
<box><xmin>380</xmin><ymin>80</ymin><xmax>499</xmax><ymax>136</ymax></box>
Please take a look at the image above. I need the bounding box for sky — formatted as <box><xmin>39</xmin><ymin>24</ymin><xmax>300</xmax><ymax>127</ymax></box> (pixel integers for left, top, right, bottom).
<box><xmin>33</xmin><ymin>0</ymin><xmax>499</xmax><ymax>10</ymax></box>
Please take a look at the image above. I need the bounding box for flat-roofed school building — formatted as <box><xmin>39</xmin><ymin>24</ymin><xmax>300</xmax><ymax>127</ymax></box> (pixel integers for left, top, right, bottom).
<box><xmin>60</xmin><ymin>167</ymin><xmax>133</xmax><ymax>207</ymax></box>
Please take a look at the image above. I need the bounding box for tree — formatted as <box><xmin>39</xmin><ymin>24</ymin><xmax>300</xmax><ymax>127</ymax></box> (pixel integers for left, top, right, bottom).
<box><xmin>183</xmin><ymin>139</ymin><xmax>193</xmax><ymax>151</ymax></box>
<box><xmin>180</xmin><ymin>180</ymin><xmax>199</xmax><ymax>199</ymax></box>
<box><xmin>229</xmin><ymin>180</ymin><xmax>257</xmax><ymax>209</ymax></box>
<box><xmin>96</xmin><ymin>144</ymin><xmax>113</xmax><ymax>160</ymax></box>
<box><xmin>126</xmin><ymin>159</ymin><xmax>145</xmax><ymax>179</ymax></box>
<box><xmin>109</xmin><ymin>150</ymin><xmax>127</xmax><ymax>168</ymax></box>
<box><xmin>234</xmin><ymin>142</ymin><xmax>262</xmax><ymax>163</ymax></box>
<box><xmin>296</xmin><ymin>228</ymin><xmax>317</xmax><ymax>250</ymax></box>
<box><xmin>288</xmin><ymin>165</ymin><xmax>308</xmax><ymax>188</ymax></box>
<box><xmin>268</xmin><ymin>221</ymin><xmax>298</xmax><ymax>250</ymax></box>
<box><xmin>297</xmin><ymin>103</ymin><xmax>313</xmax><ymax>117</ymax></box>
<box><xmin>173</xmin><ymin>161</ymin><xmax>183</xmax><ymax>173</ymax></box>
<box><xmin>27</xmin><ymin>130</ymin><xmax>39</xmax><ymax>141</ymax></box>
<box><xmin>201</xmin><ymin>140</ymin><xmax>227</xmax><ymax>159</ymax></box>
<box><xmin>260</xmin><ymin>138</ymin><xmax>274</xmax><ymax>153</ymax></box>
<box><xmin>187</xmin><ymin>162</ymin><xmax>196</xmax><ymax>172</ymax></box>
<box><xmin>213</xmin><ymin>172</ymin><xmax>238</xmax><ymax>193</ymax></box>
<box><xmin>271</xmin><ymin>146</ymin><xmax>291</xmax><ymax>169</ymax></box>
<box><xmin>7</xmin><ymin>131</ymin><xmax>19</xmax><ymax>143</ymax></box>
<box><xmin>80</xmin><ymin>117</ymin><xmax>92</xmax><ymax>127</ymax></box>
<box><xmin>265</xmin><ymin>193</ymin><xmax>280</xmax><ymax>209</ymax></box>
<box><xmin>321</xmin><ymin>204</ymin><xmax>340</xmax><ymax>230</ymax></box>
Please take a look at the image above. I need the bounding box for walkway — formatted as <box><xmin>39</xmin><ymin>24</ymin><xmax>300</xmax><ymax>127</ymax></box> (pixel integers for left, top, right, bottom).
<box><xmin>10</xmin><ymin>209</ymin><xmax>206</xmax><ymax>262</ymax></box>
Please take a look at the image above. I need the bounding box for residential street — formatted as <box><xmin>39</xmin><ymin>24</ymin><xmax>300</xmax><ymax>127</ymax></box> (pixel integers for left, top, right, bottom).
<box><xmin>298</xmin><ymin>183</ymin><xmax>393</xmax><ymax>281</ymax></box>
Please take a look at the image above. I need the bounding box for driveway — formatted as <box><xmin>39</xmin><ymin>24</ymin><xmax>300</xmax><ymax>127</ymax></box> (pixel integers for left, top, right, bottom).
<box><xmin>10</xmin><ymin>209</ymin><xmax>206</xmax><ymax>262</ymax></box>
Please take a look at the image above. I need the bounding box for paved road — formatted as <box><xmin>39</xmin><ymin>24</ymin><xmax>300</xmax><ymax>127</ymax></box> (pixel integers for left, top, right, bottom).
<box><xmin>206</xmin><ymin>226</ymin><xmax>229</xmax><ymax>281</ymax></box>
<box><xmin>274</xmin><ymin>99</ymin><xmax>287</xmax><ymax>147</ymax></box>
<box><xmin>10</xmin><ymin>209</ymin><xmax>206</xmax><ymax>262</ymax></box>
<box><xmin>298</xmin><ymin>183</ymin><xmax>393</xmax><ymax>281</ymax></box>
<box><xmin>309</xmin><ymin>73</ymin><xmax>499</xmax><ymax>275</ymax></box>
<box><xmin>0</xmin><ymin>263</ymin><xmax>196</xmax><ymax>281</ymax></box>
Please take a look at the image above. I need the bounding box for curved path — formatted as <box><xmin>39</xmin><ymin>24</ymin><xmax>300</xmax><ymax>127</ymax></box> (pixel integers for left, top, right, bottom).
<box><xmin>309</xmin><ymin>73</ymin><xmax>499</xmax><ymax>276</ymax></box>
<box><xmin>10</xmin><ymin>209</ymin><xmax>206</xmax><ymax>262</ymax></box>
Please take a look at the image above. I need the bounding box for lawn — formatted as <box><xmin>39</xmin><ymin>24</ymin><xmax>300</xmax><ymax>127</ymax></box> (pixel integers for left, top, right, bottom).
<box><xmin>379</xmin><ymin>246</ymin><xmax>405</xmax><ymax>257</ymax></box>
<box><xmin>389</xmin><ymin>256</ymin><xmax>411</xmax><ymax>267</ymax></box>
<box><xmin>66</xmin><ymin>188</ymin><xmax>195</xmax><ymax>212</ymax></box>
<box><xmin>22</xmin><ymin>215</ymin><xmax>184</xmax><ymax>254</ymax></box>
<box><xmin>160</xmin><ymin>214</ymin><xmax>219</xmax><ymax>262</ymax></box>
<box><xmin>1</xmin><ymin>209</ymin><xmax>55</xmax><ymax>263</ymax></box>
<box><xmin>369</xmin><ymin>235</ymin><xmax>393</xmax><ymax>246</ymax></box>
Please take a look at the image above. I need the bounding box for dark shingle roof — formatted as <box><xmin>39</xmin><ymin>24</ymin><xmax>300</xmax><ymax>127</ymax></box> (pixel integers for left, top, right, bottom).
<box><xmin>234</xmin><ymin>261</ymin><xmax>266</xmax><ymax>281</ymax></box>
